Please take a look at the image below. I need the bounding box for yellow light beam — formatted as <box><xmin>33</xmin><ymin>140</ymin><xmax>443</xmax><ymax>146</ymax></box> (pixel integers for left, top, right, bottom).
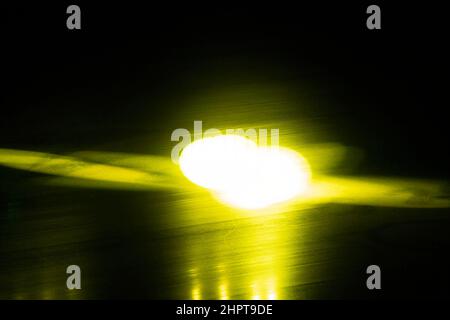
<box><xmin>0</xmin><ymin>147</ymin><xmax>448</xmax><ymax>209</ymax></box>
<box><xmin>0</xmin><ymin>148</ymin><xmax>176</xmax><ymax>190</ymax></box>
<box><xmin>304</xmin><ymin>176</ymin><xmax>450</xmax><ymax>208</ymax></box>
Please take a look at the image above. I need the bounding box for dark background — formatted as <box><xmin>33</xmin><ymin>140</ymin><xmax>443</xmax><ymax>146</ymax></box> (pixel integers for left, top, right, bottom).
<box><xmin>2</xmin><ymin>1</ymin><xmax>450</xmax><ymax>299</ymax></box>
<box><xmin>3</xmin><ymin>2</ymin><xmax>449</xmax><ymax>178</ymax></box>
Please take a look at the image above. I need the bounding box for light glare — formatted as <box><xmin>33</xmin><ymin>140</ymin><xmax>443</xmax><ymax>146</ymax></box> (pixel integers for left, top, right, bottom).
<box><xmin>178</xmin><ymin>135</ymin><xmax>311</xmax><ymax>209</ymax></box>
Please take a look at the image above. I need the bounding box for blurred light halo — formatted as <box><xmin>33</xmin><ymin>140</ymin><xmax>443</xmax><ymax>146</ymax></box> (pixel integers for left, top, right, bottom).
<box><xmin>178</xmin><ymin>134</ymin><xmax>312</xmax><ymax>209</ymax></box>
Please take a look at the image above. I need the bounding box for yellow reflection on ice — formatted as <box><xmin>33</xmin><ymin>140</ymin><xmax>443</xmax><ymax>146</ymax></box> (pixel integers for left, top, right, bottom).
<box><xmin>219</xmin><ymin>282</ymin><xmax>229</xmax><ymax>300</ymax></box>
<box><xmin>191</xmin><ymin>286</ymin><xmax>202</xmax><ymax>300</ymax></box>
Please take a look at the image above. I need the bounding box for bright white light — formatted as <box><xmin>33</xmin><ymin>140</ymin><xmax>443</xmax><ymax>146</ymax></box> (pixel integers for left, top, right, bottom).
<box><xmin>179</xmin><ymin>135</ymin><xmax>311</xmax><ymax>209</ymax></box>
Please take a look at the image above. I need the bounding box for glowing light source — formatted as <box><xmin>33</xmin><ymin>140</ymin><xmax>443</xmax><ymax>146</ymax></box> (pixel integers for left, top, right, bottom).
<box><xmin>178</xmin><ymin>135</ymin><xmax>311</xmax><ymax>209</ymax></box>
